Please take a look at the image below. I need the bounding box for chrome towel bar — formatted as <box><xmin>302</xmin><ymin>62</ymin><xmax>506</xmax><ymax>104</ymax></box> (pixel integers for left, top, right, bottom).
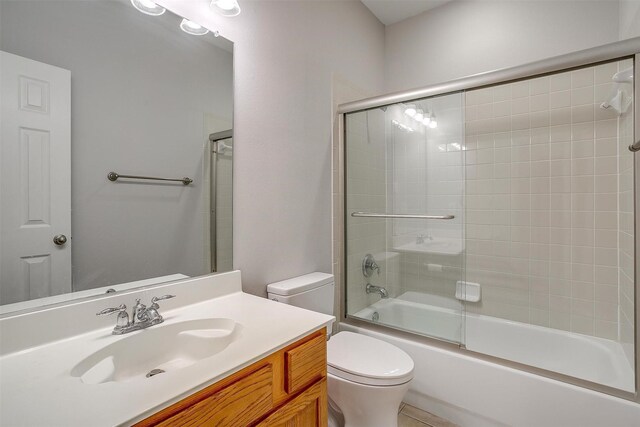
<box><xmin>628</xmin><ymin>140</ymin><xmax>640</xmax><ymax>152</ymax></box>
<box><xmin>107</xmin><ymin>172</ymin><xmax>193</xmax><ymax>185</ymax></box>
<box><xmin>351</xmin><ymin>211</ymin><xmax>455</xmax><ymax>220</ymax></box>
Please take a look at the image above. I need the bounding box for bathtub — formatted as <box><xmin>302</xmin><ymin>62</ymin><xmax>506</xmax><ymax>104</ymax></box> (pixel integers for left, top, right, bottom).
<box><xmin>348</xmin><ymin>292</ymin><xmax>639</xmax><ymax>427</ymax></box>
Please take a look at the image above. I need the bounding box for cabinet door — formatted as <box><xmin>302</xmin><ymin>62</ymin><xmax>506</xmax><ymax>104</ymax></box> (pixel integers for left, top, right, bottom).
<box><xmin>257</xmin><ymin>379</ymin><xmax>326</xmax><ymax>427</ymax></box>
<box><xmin>284</xmin><ymin>333</ymin><xmax>326</xmax><ymax>395</ymax></box>
<box><xmin>153</xmin><ymin>364</ymin><xmax>273</xmax><ymax>427</ymax></box>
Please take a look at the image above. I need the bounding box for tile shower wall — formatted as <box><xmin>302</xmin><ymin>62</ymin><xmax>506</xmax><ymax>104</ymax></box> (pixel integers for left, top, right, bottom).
<box><xmin>464</xmin><ymin>59</ymin><xmax>633</xmax><ymax>340</ymax></box>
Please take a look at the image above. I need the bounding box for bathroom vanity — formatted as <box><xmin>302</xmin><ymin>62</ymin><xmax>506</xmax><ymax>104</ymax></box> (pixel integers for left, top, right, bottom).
<box><xmin>0</xmin><ymin>271</ymin><xmax>334</xmax><ymax>426</ymax></box>
<box><xmin>137</xmin><ymin>329</ymin><xmax>327</xmax><ymax>426</ymax></box>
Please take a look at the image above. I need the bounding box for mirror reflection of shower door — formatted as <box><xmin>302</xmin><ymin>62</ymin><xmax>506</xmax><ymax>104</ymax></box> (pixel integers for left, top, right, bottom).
<box><xmin>0</xmin><ymin>51</ymin><xmax>72</xmax><ymax>304</ymax></box>
<box><xmin>344</xmin><ymin>93</ymin><xmax>465</xmax><ymax>345</ymax></box>
<box><xmin>209</xmin><ymin>131</ymin><xmax>233</xmax><ymax>273</ymax></box>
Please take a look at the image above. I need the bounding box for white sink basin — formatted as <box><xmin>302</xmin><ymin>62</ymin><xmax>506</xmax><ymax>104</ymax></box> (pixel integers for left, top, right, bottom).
<box><xmin>71</xmin><ymin>318</ymin><xmax>240</xmax><ymax>384</ymax></box>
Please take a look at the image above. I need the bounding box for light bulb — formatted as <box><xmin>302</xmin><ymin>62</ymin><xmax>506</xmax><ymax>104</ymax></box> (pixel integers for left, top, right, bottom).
<box><xmin>130</xmin><ymin>0</ymin><xmax>166</xmax><ymax>16</ymax></box>
<box><xmin>414</xmin><ymin>109</ymin><xmax>424</xmax><ymax>122</ymax></box>
<box><xmin>211</xmin><ymin>0</ymin><xmax>241</xmax><ymax>16</ymax></box>
<box><xmin>180</xmin><ymin>18</ymin><xmax>210</xmax><ymax>35</ymax></box>
<box><xmin>217</xmin><ymin>0</ymin><xmax>237</xmax><ymax>10</ymax></box>
<box><xmin>429</xmin><ymin>120</ymin><xmax>438</xmax><ymax>129</ymax></box>
<box><xmin>422</xmin><ymin>115</ymin><xmax>431</xmax><ymax>125</ymax></box>
<box><xmin>404</xmin><ymin>104</ymin><xmax>416</xmax><ymax>117</ymax></box>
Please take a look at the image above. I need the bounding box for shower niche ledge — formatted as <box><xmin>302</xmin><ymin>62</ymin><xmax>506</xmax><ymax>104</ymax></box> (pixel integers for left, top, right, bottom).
<box><xmin>392</xmin><ymin>237</ymin><xmax>464</xmax><ymax>256</ymax></box>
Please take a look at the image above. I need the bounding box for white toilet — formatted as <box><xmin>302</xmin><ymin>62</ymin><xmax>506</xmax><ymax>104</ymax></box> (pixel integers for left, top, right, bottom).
<box><xmin>267</xmin><ymin>272</ymin><xmax>414</xmax><ymax>427</ymax></box>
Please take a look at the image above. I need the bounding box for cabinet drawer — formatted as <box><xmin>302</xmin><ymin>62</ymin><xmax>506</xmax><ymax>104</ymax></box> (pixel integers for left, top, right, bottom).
<box><xmin>155</xmin><ymin>364</ymin><xmax>273</xmax><ymax>427</ymax></box>
<box><xmin>284</xmin><ymin>333</ymin><xmax>326</xmax><ymax>394</ymax></box>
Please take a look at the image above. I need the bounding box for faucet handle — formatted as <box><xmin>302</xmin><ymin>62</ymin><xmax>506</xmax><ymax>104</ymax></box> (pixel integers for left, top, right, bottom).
<box><xmin>97</xmin><ymin>304</ymin><xmax>130</xmax><ymax>329</ymax></box>
<box><xmin>151</xmin><ymin>294</ymin><xmax>175</xmax><ymax>304</ymax></box>
<box><xmin>96</xmin><ymin>304</ymin><xmax>127</xmax><ymax>316</ymax></box>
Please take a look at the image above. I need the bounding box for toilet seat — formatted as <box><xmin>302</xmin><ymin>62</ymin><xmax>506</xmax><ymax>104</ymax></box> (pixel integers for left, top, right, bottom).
<box><xmin>327</xmin><ymin>332</ymin><xmax>414</xmax><ymax>386</ymax></box>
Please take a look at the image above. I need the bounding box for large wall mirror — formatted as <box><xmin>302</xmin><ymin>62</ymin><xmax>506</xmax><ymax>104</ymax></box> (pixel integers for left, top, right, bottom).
<box><xmin>0</xmin><ymin>0</ymin><xmax>233</xmax><ymax>313</ymax></box>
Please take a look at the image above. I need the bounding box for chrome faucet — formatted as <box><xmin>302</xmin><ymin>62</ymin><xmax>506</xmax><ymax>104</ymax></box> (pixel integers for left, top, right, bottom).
<box><xmin>416</xmin><ymin>234</ymin><xmax>433</xmax><ymax>244</ymax></box>
<box><xmin>131</xmin><ymin>298</ymin><xmax>147</xmax><ymax>324</ymax></box>
<box><xmin>362</xmin><ymin>254</ymin><xmax>381</xmax><ymax>277</ymax></box>
<box><xmin>97</xmin><ymin>295</ymin><xmax>175</xmax><ymax>335</ymax></box>
<box><xmin>366</xmin><ymin>283</ymin><xmax>389</xmax><ymax>299</ymax></box>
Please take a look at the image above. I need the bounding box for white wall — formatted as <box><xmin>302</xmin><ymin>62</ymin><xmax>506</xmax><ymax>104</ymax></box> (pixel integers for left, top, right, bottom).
<box><xmin>384</xmin><ymin>0</ymin><xmax>624</xmax><ymax>93</ymax></box>
<box><xmin>160</xmin><ymin>0</ymin><xmax>386</xmax><ymax>296</ymax></box>
<box><xmin>1</xmin><ymin>0</ymin><xmax>233</xmax><ymax>290</ymax></box>
<box><xmin>620</xmin><ymin>0</ymin><xmax>640</xmax><ymax>39</ymax></box>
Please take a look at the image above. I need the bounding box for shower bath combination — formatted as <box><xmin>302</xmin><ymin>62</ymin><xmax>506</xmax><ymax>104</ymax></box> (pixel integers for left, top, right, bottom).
<box><xmin>338</xmin><ymin>37</ymin><xmax>640</xmax><ymax>407</ymax></box>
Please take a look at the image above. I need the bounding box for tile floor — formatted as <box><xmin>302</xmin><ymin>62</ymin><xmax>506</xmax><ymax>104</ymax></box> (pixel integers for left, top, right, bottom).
<box><xmin>398</xmin><ymin>403</ymin><xmax>459</xmax><ymax>427</ymax></box>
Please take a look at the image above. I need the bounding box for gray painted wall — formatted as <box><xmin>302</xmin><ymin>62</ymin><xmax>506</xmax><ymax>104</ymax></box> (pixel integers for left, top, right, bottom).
<box><xmin>384</xmin><ymin>0</ymin><xmax>628</xmax><ymax>93</ymax></box>
<box><xmin>620</xmin><ymin>0</ymin><xmax>640</xmax><ymax>40</ymax></box>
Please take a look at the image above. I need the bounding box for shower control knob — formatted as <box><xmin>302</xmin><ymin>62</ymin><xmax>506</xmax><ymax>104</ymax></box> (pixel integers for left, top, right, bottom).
<box><xmin>53</xmin><ymin>234</ymin><xmax>68</xmax><ymax>246</ymax></box>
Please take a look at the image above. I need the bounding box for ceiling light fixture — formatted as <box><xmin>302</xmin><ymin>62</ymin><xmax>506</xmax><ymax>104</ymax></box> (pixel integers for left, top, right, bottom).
<box><xmin>429</xmin><ymin>114</ymin><xmax>438</xmax><ymax>128</ymax></box>
<box><xmin>180</xmin><ymin>18</ymin><xmax>210</xmax><ymax>35</ymax></box>
<box><xmin>414</xmin><ymin>109</ymin><xmax>424</xmax><ymax>122</ymax></box>
<box><xmin>422</xmin><ymin>113</ymin><xmax>431</xmax><ymax>125</ymax></box>
<box><xmin>404</xmin><ymin>104</ymin><xmax>416</xmax><ymax>117</ymax></box>
<box><xmin>130</xmin><ymin>0</ymin><xmax>166</xmax><ymax>16</ymax></box>
<box><xmin>211</xmin><ymin>0</ymin><xmax>241</xmax><ymax>16</ymax></box>
<box><xmin>392</xmin><ymin>119</ymin><xmax>414</xmax><ymax>133</ymax></box>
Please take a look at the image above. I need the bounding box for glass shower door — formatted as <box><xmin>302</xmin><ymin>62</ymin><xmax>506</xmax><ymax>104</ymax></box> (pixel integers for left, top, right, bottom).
<box><xmin>462</xmin><ymin>58</ymin><xmax>635</xmax><ymax>392</ymax></box>
<box><xmin>210</xmin><ymin>132</ymin><xmax>233</xmax><ymax>273</ymax></box>
<box><xmin>344</xmin><ymin>92</ymin><xmax>466</xmax><ymax>345</ymax></box>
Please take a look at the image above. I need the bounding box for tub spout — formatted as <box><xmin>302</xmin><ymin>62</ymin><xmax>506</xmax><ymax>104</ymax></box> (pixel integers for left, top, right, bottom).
<box><xmin>366</xmin><ymin>283</ymin><xmax>389</xmax><ymax>299</ymax></box>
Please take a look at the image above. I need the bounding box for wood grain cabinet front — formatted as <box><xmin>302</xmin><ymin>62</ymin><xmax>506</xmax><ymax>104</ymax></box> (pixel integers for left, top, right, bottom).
<box><xmin>257</xmin><ymin>379</ymin><xmax>327</xmax><ymax>427</ymax></box>
<box><xmin>284</xmin><ymin>334</ymin><xmax>326</xmax><ymax>395</ymax></box>
<box><xmin>135</xmin><ymin>329</ymin><xmax>327</xmax><ymax>427</ymax></box>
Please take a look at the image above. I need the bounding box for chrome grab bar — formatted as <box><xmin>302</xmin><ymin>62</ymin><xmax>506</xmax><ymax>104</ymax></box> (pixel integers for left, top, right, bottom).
<box><xmin>107</xmin><ymin>171</ymin><xmax>193</xmax><ymax>185</ymax></box>
<box><xmin>351</xmin><ymin>211</ymin><xmax>455</xmax><ymax>220</ymax></box>
<box><xmin>628</xmin><ymin>140</ymin><xmax>640</xmax><ymax>152</ymax></box>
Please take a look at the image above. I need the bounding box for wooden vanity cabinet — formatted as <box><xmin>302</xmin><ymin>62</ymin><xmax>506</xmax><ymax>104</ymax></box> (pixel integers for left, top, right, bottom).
<box><xmin>135</xmin><ymin>329</ymin><xmax>327</xmax><ymax>427</ymax></box>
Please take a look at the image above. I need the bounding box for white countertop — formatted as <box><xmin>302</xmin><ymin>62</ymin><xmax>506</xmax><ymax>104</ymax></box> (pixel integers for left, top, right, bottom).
<box><xmin>0</xmin><ymin>272</ymin><xmax>334</xmax><ymax>426</ymax></box>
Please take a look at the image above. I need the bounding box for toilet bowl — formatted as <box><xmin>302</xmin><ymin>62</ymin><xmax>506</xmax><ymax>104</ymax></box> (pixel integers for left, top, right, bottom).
<box><xmin>267</xmin><ymin>273</ymin><xmax>415</xmax><ymax>427</ymax></box>
<box><xmin>327</xmin><ymin>331</ymin><xmax>413</xmax><ymax>427</ymax></box>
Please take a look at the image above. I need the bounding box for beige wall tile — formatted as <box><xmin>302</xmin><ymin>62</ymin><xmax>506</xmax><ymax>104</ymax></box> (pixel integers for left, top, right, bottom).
<box><xmin>458</xmin><ymin>60</ymin><xmax>630</xmax><ymax>340</ymax></box>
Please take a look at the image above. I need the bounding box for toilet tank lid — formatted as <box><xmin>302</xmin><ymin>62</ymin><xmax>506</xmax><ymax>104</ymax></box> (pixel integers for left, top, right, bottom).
<box><xmin>267</xmin><ymin>272</ymin><xmax>334</xmax><ymax>296</ymax></box>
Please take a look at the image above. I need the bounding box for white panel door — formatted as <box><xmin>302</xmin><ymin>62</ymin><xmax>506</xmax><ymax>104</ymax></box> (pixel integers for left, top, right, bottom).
<box><xmin>1</xmin><ymin>51</ymin><xmax>71</xmax><ymax>304</ymax></box>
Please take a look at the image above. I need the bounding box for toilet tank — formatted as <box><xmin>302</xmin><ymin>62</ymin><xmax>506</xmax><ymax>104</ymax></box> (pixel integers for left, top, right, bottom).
<box><xmin>267</xmin><ymin>272</ymin><xmax>334</xmax><ymax>316</ymax></box>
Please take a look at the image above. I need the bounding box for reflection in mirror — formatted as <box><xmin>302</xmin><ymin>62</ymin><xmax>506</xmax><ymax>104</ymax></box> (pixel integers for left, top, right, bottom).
<box><xmin>0</xmin><ymin>0</ymin><xmax>233</xmax><ymax>312</ymax></box>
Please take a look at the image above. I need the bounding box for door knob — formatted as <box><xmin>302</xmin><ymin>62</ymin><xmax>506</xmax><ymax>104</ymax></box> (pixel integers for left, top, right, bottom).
<box><xmin>53</xmin><ymin>234</ymin><xmax>68</xmax><ymax>246</ymax></box>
